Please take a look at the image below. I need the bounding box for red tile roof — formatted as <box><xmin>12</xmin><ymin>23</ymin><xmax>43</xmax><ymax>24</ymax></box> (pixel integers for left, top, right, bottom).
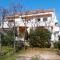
<box><xmin>6</xmin><ymin>9</ymin><xmax>53</xmax><ymax>20</ymax></box>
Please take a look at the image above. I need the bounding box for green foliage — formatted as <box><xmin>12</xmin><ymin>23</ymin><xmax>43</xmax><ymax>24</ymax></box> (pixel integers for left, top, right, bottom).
<box><xmin>15</xmin><ymin>41</ymin><xmax>24</xmax><ymax>52</ymax></box>
<box><xmin>1</xmin><ymin>30</ymin><xmax>14</xmax><ymax>46</ymax></box>
<box><xmin>31</xmin><ymin>56</ymin><xmax>39</xmax><ymax>60</ymax></box>
<box><xmin>57</xmin><ymin>41</ymin><xmax>60</xmax><ymax>50</ymax></box>
<box><xmin>0</xmin><ymin>46</ymin><xmax>13</xmax><ymax>56</ymax></box>
<box><xmin>0</xmin><ymin>46</ymin><xmax>16</xmax><ymax>60</ymax></box>
<box><xmin>54</xmin><ymin>36</ymin><xmax>60</xmax><ymax>49</ymax></box>
<box><xmin>19</xmin><ymin>32</ymin><xmax>24</xmax><ymax>38</ymax></box>
<box><xmin>29</xmin><ymin>27</ymin><xmax>51</xmax><ymax>48</ymax></box>
<box><xmin>54</xmin><ymin>42</ymin><xmax>58</xmax><ymax>48</ymax></box>
<box><xmin>58</xmin><ymin>36</ymin><xmax>60</xmax><ymax>50</ymax></box>
<box><xmin>54</xmin><ymin>41</ymin><xmax>60</xmax><ymax>50</ymax></box>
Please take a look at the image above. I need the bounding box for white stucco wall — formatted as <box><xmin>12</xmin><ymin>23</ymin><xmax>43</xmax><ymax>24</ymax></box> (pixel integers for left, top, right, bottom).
<box><xmin>15</xmin><ymin>18</ymin><xmax>25</xmax><ymax>27</ymax></box>
<box><xmin>0</xmin><ymin>10</ymin><xmax>59</xmax><ymax>42</ymax></box>
<box><xmin>3</xmin><ymin>21</ymin><xmax>9</xmax><ymax>28</ymax></box>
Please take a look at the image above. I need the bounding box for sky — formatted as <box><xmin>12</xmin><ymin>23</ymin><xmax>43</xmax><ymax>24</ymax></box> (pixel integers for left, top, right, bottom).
<box><xmin>0</xmin><ymin>0</ymin><xmax>60</xmax><ymax>22</ymax></box>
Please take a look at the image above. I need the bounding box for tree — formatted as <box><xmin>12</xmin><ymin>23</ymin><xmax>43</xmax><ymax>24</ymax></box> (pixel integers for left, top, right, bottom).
<box><xmin>1</xmin><ymin>30</ymin><xmax>14</xmax><ymax>46</ymax></box>
<box><xmin>29</xmin><ymin>27</ymin><xmax>51</xmax><ymax>48</ymax></box>
<box><xmin>54</xmin><ymin>36</ymin><xmax>60</xmax><ymax>49</ymax></box>
<box><xmin>0</xmin><ymin>8</ymin><xmax>9</xmax><ymax>54</ymax></box>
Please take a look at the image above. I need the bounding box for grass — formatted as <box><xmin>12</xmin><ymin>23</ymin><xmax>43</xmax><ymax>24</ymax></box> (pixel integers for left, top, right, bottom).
<box><xmin>0</xmin><ymin>53</ymin><xmax>16</xmax><ymax>60</ymax></box>
<box><xmin>0</xmin><ymin>46</ymin><xmax>16</xmax><ymax>60</ymax></box>
<box><xmin>0</xmin><ymin>46</ymin><xmax>26</xmax><ymax>60</ymax></box>
<box><xmin>0</xmin><ymin>46</ymin><xmax>13</xmax><ymax>52</ymax></box>
<box><xmin>31</xmin><ymin>56</ymin><xmax>39</xmax><ymax>60</ymax></box>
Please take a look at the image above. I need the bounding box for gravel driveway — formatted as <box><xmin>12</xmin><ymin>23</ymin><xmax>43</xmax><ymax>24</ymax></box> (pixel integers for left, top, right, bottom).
<box><xmin>16</xmin><ymin>48</ymin><xmax>60</xmax><ymax>60</ymax></box>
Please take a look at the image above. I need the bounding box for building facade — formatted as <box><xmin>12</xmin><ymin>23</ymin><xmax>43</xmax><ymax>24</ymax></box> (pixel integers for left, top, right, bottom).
<box><xmin>0</xmin><ymin>9</ymin><xmax>60</xmax><ymax>42</ymax></box>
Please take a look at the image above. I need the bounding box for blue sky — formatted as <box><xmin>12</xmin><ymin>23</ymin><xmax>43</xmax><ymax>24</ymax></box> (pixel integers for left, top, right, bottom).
<box><xmin>0</xmin><ymin>0</ymin><xmax>60</xmax><ymax>22</ymax></box>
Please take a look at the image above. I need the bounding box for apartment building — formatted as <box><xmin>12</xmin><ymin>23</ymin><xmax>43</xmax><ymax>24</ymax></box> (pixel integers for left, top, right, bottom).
<box><xmin>0</xmin><ymin>9</ymin><xmax>60</xmax><ymax>42</ymax></box>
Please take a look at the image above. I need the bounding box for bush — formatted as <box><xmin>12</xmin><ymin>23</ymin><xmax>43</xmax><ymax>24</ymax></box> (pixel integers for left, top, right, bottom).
<box><xmin>54</xmin><ymin>36</ymin><xmax>60</xmax><ymax>49</ymax></box>
<box><xmin>29</xmin><ymin>27</ymin><xmax>51</xmax><ymax>48</ymax></box>
<box><xmin>58</xmin><ymin>41</ymin><xmax>60</xmax><ymax>50</ymax></box>
<box><xmin>15</xmin><ymin>40</ymin><xmax>24</xmax><ymax>52</ymax></box>
<box><xmin>1</xmin><ymin>30</ymin><xmax>14</xmax><ymax>46</ymax></box>
<box><xmin>54</xmin><ymin>42</ymin><xmax>58</xmax><ymax>48</ymax></box>
<box><xmin>54</xmin><ymin>41</ymin><xmax>60</xmax><ymax>50</ymax></box>
<box><xmin>58</xmin><ymin>36</ymin><xmax>60</xmax><ymax>50</ymax></box>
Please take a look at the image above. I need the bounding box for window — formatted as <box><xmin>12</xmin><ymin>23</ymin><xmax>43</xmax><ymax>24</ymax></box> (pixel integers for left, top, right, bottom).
<box><xmin>55</xmin><ymin>23</ymin><xmax>58</xmax><ymax>26</ymax></box>
<box><xmin>43</xmin><ymin>18</ymin><xmax>47</xmax><ymax>22</ymax></box>
<box><xmin>8</xmin><ymin>21</ymin><xmax>14</xmax><ymax>27</ymax></box>
<box><xmin>37</xmin><ymin>18</ymin><xmax>40</xmax><ymax>22</ymax></box>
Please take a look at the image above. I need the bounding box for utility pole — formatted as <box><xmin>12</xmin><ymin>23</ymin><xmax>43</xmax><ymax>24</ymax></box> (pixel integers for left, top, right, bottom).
<box><xmin>0</xmin><ymin>33</ymin><xmax>2</xmax><ymax>54</ymax></box>
<box><xmin>24</xmin><ymin>18</ymin><xmax>27</xmax><ymax>50</ymax></box>
<box><xmin>13</xmin><ymin>18</ymin><xmax>16</xmax><ymax>53</ymax></box>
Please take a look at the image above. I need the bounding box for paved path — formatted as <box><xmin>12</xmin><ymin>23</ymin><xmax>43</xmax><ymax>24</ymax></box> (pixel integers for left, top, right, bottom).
<box><xmin>16</xmin><ymin>48</ymin><xmax>60</xmax><ymax>60</ymax></box>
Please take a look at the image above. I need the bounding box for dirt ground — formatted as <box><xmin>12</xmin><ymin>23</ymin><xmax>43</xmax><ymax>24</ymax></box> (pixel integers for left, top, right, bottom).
<box><xmin>16</xmin><ymin>48</ymin><xmax>60</xmax><ymax>60</ymax></box>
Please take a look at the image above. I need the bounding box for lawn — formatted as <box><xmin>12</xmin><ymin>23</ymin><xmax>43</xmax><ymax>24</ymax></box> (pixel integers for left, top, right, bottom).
<box><xmin>0</xmin><ymin>46</ymin><xmax>25</xmax><ymax>60</ymax></box>
<box><xmin>0</xmin><ymin>54</ymin><xmax>16</xmax><ymax>60</ymax></box>
<box><xmin>0</xmin><ymin>46</ymin><xmax>16</xmax><ymax>60</ymax></box>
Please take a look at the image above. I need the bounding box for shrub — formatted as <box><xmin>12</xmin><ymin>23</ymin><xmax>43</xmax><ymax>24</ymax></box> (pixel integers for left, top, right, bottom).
<box><xmin>1</xmin><ymin>30</ymin><xmax>14</xmax><ymax>46</ymax></box>
<box><xmin>29</xmin><ymin>27</ymin><xmax>51</xmax><ymax>48</ymax></box>
<box><xmin>15</xmin><ymin>40</ymin><xmax>24</xmax><ymax>52</ymax></box>
<box><xmin>58</xmin><ymin>41</ymin><xmax>60</xmax><ymax>50</ymax></box>
<box><xmin>54</xmin><ymin>41</ymin><xmax>60</xmax><ymax>50</ymax></box>
<box><xmin>58</xmin><ymin>36</ymin><xmax>60</xmax><ymax>50</ymax></box>
<box><xmin>54</xmin><ymin>41</ymin><xmax>58</xmax><ymax>48</ymax></box>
